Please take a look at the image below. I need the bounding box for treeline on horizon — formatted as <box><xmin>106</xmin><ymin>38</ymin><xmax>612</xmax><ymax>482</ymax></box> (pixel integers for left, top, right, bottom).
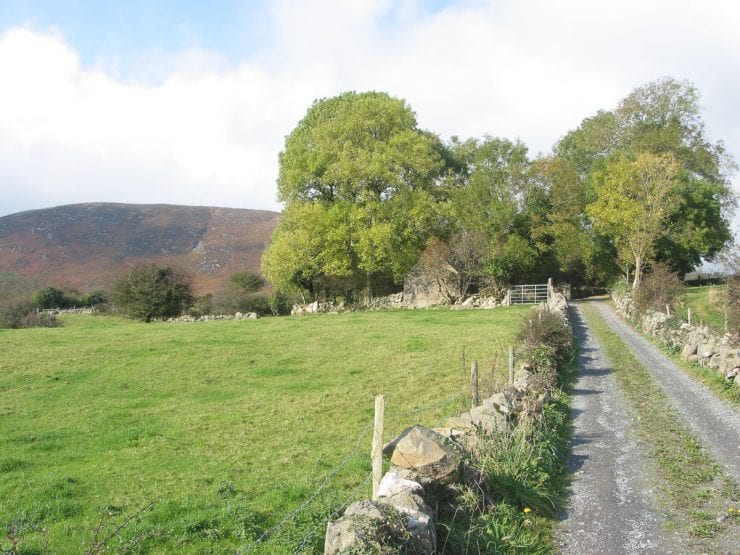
<box><xmin>261</xmin><ymin>77</ymin><xmax>736</xmax><ymax>302</ymax></box>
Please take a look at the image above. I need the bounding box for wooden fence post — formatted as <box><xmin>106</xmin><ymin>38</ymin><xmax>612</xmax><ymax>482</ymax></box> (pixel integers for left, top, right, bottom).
<box><xmin>688</xmin><ymin>308</ymin><xmax>691</xmax><ymax>326</ymax></box>
<box><xmin>461</xmin><ymin>345</ymin><xmax>466</xmax><ymax>382</ymax></box>
<box><xmin>508</xmin><ymin>346</ymin><xmax>514</xmax><ymax>385</ymax></box>
<box><xmin>372</xmin><ymin>395</ymin><xmax>385</xmax><ymax>500</ymax></box>
<box><xmin>470</xmin><ymin>361</ymin><xmax>479</xmax><ymax>409</ymax></box>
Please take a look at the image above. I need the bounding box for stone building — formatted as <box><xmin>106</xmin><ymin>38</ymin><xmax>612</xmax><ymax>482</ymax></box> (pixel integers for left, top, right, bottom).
<box><xmin>403</xmin><ymin>252</ymin><xmax>461</xmax><ymax>308</ymax></box>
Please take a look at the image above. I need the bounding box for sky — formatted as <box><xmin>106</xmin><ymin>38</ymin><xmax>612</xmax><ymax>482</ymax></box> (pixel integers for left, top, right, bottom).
<box><xmin>0</xmin><ymin>0</ymin><xmax>738</xmax><ymax>238</ymax></box>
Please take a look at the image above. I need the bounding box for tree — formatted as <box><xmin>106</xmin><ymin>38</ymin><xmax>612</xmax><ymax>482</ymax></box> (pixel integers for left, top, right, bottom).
<box><xmin>33</xmin><ymin>286</ymin><xmax>67</xmax><ymax>309</ymax></box>
<box><xmin>554</xmin><ymin>78</ymin><xmax>735</xmax><ymax>279</ymax></box>
<box><xmin>587</xmin><ymin>152</ymin><xmax>681</xmax><ymax>289</ymax></box>
<box><xmin>263</xmin><ymin>91</ymin><xmax>446</xmax><ymax>300</ymax></box>
<box><xmin>230</xmin><ymin>271</ymin><xmax>265</xmax><ymax>294</ymax></box>
<box><xmin>111</xmin><ymin>264</ymin><xmax>194</xmax><ymax>322</ymax></box>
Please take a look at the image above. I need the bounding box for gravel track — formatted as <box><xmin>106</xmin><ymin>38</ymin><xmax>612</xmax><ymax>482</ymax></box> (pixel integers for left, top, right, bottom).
<box><xmin>591</xmin><ymin>300</ymin><xmax>740</xmax><ymax>483</ymax></box>
<box><xmin>558</xmin><ymin>304</ymin><xmax>676</xmax><ymax>554</ymax></box>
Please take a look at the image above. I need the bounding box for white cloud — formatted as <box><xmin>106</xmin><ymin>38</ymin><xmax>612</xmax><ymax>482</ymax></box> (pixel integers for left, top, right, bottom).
<box><xmin>0</xmin><ymin>0</ymin><xmax>738</xmax><ymax>234</ymax></box>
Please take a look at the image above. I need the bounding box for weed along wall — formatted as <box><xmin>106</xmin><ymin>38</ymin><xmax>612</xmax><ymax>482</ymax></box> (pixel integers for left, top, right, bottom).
<box><xmin>323</xmin><ymin>291</ymin><xmax>572</xmax><ymax>554</ymax></box>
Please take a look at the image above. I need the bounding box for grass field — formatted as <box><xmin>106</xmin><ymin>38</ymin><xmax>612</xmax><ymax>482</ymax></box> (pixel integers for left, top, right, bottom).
<box><xmin>676</xmin><ymin>285</ymin><xmax>728</xmax><ymax>332</ymax></box>
<box><xmin>0</xmin><ymin>307</ymin><xmax>530</xmax><ymax>554</ymax></box>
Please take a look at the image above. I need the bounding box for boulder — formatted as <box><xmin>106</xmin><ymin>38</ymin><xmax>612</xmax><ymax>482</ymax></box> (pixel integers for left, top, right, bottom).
<box><xmin>383</xmin><ymin>425</ymin><xmax>461</xmax><ymax>483</ymax></box>
<box><xmin>380</xmin><ymin>490</ymin><xmax>435</xmax><ymax>553</ymax></box>
<box><xmin>377</xmin><ymin>469</ymin><xmax>424</xmax><ymax>498</ymax></box>
<box><xmin>681</xmin><ymin>343</ymin><xmax>698</xmax><ymax>360</ymax></box>
<box><xmin>377</xmin><ymin>471</ymin><xmax>436</xmax><ymax>553</ymax></box>
<box><xmin>470</xmin><ymin>405</ymin><xmax>507</xmax><ymax>434</ymax></box>
<box><xmin>483</xmin><ymin>392</ymin><xmax>515</xmax><ymax>415</ymax></box>
<box><xmin>324</xmin><ymin>500</ymin><xmax>404</xmax><ymax>555</ymax></box>
<box><xmin>444</xmin><ymin>413</ymin><xmax>475</xmax><ymax>431</ymax></box>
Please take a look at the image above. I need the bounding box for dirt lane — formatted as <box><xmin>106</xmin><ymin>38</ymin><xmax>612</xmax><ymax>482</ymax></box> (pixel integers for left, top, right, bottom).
<box><xmin>558</xmin><ymin>304</ymin><xmax>676</xmax><ymax>554</ymax></box>
<box><xmin>591</xmin><ymin>300</ymin><xmax>740</xmax><ymax>483</ymax></box>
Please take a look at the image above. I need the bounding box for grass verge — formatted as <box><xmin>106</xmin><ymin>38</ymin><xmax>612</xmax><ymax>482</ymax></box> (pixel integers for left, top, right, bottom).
<box><xmin>582</xmin><ymin>303</ymin><xmax>739</xmax><ymax>552</ymax></box>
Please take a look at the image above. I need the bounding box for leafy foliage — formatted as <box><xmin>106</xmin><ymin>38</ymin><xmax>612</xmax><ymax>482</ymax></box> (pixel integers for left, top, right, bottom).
<box><xmin>556</xmin><ymin>77</ymin><xmax>735</xmax><ymax>286</ymax></box>
<box><xmin>587</xmin><ymin>152</ymin><xmax>681</xmax><ymax>288</ymax></box>
<box><xmin>263</xmin><ymin>91</ymin><xmax>446</xmax><ymax>300</ymax></box>
<box><xmin>263</xmin><ymin>79</ymin><xmax>734</xmax><ymax>297</ymax></box>
<box><xmin>229</xmin><ymin>271</ymin><xmax>265</xmax><ymax>294</ymax></box>
<box><xmin>111</xmin><ymin>264</ymin><xmax>194</xmax><ymax>322</ymax></box>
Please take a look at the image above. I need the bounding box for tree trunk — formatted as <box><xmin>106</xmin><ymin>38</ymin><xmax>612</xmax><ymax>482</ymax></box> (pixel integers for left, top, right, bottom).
<box><xmin>632</xmin><ymin>255</ymin><xmax>643</xmax><ymax>290</ymax></box>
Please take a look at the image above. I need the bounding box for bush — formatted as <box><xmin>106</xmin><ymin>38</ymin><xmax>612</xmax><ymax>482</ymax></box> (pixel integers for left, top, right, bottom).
<box><xmin>516</xmin><ymin>307</ymin><xmax>573</xmax><ymax>377</ymax></box>
<box><xmin>111</xmin><ymin>264</ymin><xmax>194</xmax><ymax>322</ymax></box>
<box><xmin>0</xmin><ymin>300</ymin><xmax>60</xmax><ymax>329</ymax></box>
<box><xmin>633</xmin><ymin>263</ymin><xmax>684</xmax><ymax>313</ymax></box>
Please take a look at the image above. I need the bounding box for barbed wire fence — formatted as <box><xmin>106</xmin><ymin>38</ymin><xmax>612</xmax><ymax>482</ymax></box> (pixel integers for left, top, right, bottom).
<box><xmin>234</xmin><ymin>390</ymin><xmax>470</xmax><ymax>554</ymax></box>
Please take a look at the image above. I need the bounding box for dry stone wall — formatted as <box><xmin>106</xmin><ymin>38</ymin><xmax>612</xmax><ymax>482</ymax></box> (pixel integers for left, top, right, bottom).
<box><xmin>612</xmin><ymin>292</ymin><xmax>739</xmax><ymax>384</ymax></box>
<box><xmin>323</xmin><ymin>292</ymin><xmax>571</xmax><ymax>554</ymax></box>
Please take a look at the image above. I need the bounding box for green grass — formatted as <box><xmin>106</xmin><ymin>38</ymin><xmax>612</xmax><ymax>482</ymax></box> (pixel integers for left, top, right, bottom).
<box><xmin>582</xmin><ymin>303</ymin><xmax>738</xmax><ymax>552</ymax></box>
<box><xmin>0</xmin><ymin>308</ymin><xmax>530</xmax><ymax>554</ymax></box>
<box><xmin>676</xmin><ymin>285</ymin><xmax>728</xmax><ymax>332</ymax></box>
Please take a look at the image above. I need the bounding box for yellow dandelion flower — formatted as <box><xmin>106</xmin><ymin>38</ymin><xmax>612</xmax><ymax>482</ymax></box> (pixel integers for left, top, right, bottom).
<box><xmin>523</xmin><ymin>507</ymin><xmax>532</xmax><ymax>514</ymax></box>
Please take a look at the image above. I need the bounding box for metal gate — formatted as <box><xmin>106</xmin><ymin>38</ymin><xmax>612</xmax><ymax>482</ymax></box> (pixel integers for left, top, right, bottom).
<box><xmin>509</xmin><ymin>283</ymin><xmax>549</xmax><ymax>304</ymax></box>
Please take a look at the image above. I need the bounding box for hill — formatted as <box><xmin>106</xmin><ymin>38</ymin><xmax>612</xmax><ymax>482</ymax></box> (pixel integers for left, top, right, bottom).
<box><xmin>0</xmin><ymin>203</ymin><xmax>280</xmax><ymax>297</ymax></box>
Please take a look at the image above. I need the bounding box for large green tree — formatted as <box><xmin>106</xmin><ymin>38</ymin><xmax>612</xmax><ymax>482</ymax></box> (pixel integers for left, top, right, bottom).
<box><xmin>263</xmin><ymin>91</ymin><xmax>446</xmax><ymax>299</ymax></box>
<box><xmin>444</xmin><ymin>136</ymin><xmax>553</xmax><ymax>285</ymax></box>
<box><xmin>553</xmin><ymin>77</ymin><xmax>735</xmax><ymax>282</ymax></box>
<box><xmin>111</xmin><ymin>264</ymin><xmax>194</xmax><ymax>322</ymax></box>
<box><xmin>587</xmin><ymin>152</ymin><xmax>681</xmax><ymax>289</ymax></box>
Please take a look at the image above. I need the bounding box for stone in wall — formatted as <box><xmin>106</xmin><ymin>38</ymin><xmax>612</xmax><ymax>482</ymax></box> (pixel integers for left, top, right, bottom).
<box><xmin>383</xmin><ymin>425</ymin><xmax>462</xmax><ymax>484</ymax></box>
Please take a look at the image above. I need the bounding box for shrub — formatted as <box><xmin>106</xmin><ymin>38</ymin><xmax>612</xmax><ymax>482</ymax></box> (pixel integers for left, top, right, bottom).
<box><xmin>0</xmin><ymin>300</ymin><xmax>60</xmax><ymax>329</ymax></box>
<box><xmin>111</xmin><ymin>264</ymin><xmax>194</xmax><ymax>322</ymax></box>
<box><xmin>267</xmin><ymin>291</ymin><xmax>298</xmax><ymax>316</ymax></box>
<box><xmin>516</xmin><ymin>307</ymin><xmax>573</xmax><ymax>377</ymax></box>
<box><xmin>633</xmin><ymin>263</ymin><xmax>684</xmax><ymax>313</ymax></box>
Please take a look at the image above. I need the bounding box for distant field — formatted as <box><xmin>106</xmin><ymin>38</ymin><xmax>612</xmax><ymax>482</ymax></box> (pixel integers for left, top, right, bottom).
<box><xmin>676</xmin><ymin>285</ymin><xmax>728</xmax><ymax>332</ymax></box>
<box><xmin>0</xmin><ymin>307</ymin><xmax>529</xmax><ymax>554</ymax></box>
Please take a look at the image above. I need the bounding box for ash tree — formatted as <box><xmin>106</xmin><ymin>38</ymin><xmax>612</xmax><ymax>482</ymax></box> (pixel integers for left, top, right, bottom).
<box><xmin>551</xmin><ymin>77</ymin><xmax>736</xmax><ymax>288</ymax></box>
<box><xmin>111</xmin><ymin>264</ymin><xmax>194</xmax><ymax>322</ymax></box>
<box><xmin>262</xmin><ymin>91</ymin><xmax>447</xmax><ymax>300</ymax></box>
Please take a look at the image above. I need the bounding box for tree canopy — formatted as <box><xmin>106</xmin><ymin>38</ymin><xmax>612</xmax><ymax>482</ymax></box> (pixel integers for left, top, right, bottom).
<box><xmin>262</xmin><ymin>79</ymin><xmax>736</xmax><ymax>300</ymax></box>
<box><xmin>263</xmin><ymin>91</ymin><xmax>446</xmax><ymax>299</ymax></box>
<box><xmin>111</xmin><ymin>264</ymin><xmax>194</xmax><ymax>322</ymax></box>
<box><xmin>554</xmin><ymin>77</ymin><xmax>736</xmax><ymax>284</ymax></box>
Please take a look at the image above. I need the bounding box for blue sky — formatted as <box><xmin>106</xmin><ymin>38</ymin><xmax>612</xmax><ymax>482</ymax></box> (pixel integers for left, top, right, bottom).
<box><xmin>0</xmin><ymin>0</ymin><xmax>268</xmax><ymax>67</ymax></box>
<box><xmin>0</xmin><ymin>0</ymin><xmax>737</xmax><ymax>242</ymax></box>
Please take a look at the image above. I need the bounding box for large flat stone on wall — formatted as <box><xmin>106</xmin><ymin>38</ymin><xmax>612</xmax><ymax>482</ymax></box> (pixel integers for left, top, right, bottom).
<box><xmin>383</xmin><ymin>425</ymin><xmax>461</xmax><ymax>483</ymax></box>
